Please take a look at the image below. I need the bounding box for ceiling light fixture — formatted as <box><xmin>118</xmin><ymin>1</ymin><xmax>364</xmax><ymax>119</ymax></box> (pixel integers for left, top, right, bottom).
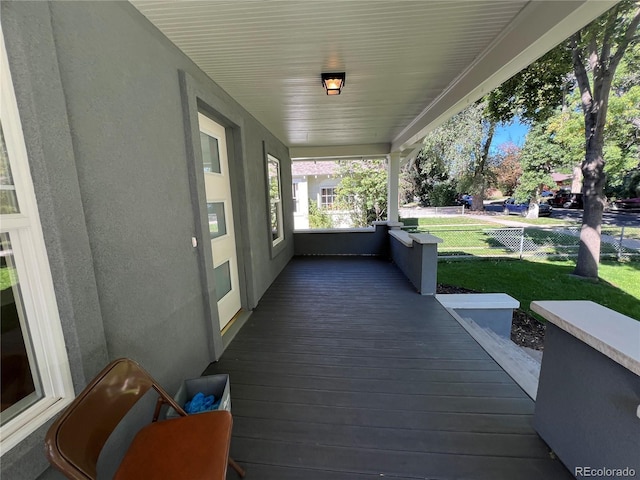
<box><xmin>321</xmin><ymin>72</ymin><xmax>345</xmax><ymax>95</ymax></box>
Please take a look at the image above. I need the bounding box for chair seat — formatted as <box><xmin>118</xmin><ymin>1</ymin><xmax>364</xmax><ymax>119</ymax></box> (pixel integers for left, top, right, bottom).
<box><xmin>114</xmin><ymin>410</ymin><xmax>232</xmax><ymax>480</ymax></box>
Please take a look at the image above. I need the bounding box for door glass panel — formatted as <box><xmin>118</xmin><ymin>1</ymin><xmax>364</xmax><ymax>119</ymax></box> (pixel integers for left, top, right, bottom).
<box><xmin>214</xmin><ymin>261</ymin><xmax>232</xmax><ymax>301</ymax></box>
<box><xmin>0</xmin><ymin>122</ymin><xmax>20</xmax><ymax>214</ymax></box>
<box><xmin>0</xmin><ymin>233</ymin><xmax>42</xmax><ymax>423</ymax></box>
<box><xmin>207</xmin><ymin>202</ymin><xmax>227</xmax><ymax>239</ymax></box>
<box><xmin>200</xmin><ymin>132</ymin><xmax>221</xmax><ymax>174</ymax></box>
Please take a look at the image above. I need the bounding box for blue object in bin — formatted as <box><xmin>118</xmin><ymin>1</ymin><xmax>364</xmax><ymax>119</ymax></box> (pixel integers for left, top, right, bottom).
<box><xmin>184</xmin><ymin>391</ymin><xmax>221</xmax><ymax>414</ymax></box>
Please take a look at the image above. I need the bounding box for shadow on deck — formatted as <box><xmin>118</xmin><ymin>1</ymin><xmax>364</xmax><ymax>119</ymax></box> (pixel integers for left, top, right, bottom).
<box><xmin>205</xmin><ymin>256</ymin><xmax>571</xmax><ymax>479</ymax></box>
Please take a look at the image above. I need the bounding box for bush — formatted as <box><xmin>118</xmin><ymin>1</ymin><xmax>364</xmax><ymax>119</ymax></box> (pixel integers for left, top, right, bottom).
<box><xmin>308</xmin><ymin>201</ymin><xmax>332</xmax><ymax>229</ymax></box>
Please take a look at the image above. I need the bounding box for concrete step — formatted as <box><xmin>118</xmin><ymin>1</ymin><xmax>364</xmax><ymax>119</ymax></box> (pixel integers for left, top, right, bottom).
<box><xmin>447</xmin><ymin>308</ymin><xmax>541</xmax><ymax>400</ymax></box>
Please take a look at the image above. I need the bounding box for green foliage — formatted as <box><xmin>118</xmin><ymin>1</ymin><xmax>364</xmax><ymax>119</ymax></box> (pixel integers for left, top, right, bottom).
<box><xmin>431</xmin><ymin>183</ymin><xmax>458</xmax><ymax>206</ymax></box>
<box><xmin>486</xmin><ymin>45</ymin><xmax>573</xmax><ymax>124</ymax></box>
<box><xmin>0</xmin><ymin>266</ymin><xmax>17</xmax><ymax>291</ymax></box>
<box><xmin>335</xmin><ymin>160</ymin><xmax>387</xmax><ymax>227</ymax></box>
<box><xmin>515</xmin><ymin>122</ymin><xmax>567</xmax><ymax>201</ymax></box>
<box><xmin>405</xmin><ymin>102</ymin><xmax>496</xmax><ymax>209</ymax></box>
<box><xmin>515</xmin><ymin>63</ymin><xmax>640</xmax><ymax>201</ymax></box>
<box><xmin>308</xmin><ymin>200</ymin><xmax>332</xmax><ymax>229</ymax></box>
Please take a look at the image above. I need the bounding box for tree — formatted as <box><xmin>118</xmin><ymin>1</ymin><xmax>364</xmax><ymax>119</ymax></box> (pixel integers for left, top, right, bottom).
<box><xmin>335</xmin><ymin>160</ymin><xmax>387</xmax><ymax>227</ymax></box>
<box><xmin>402</xmin><ymin>137</ymin><xmax>457</xmax><ymax>207</ymax></box>
<box><xmin>492</xmin><ymin>143</ymin><xmax>523</xmax><ymax>196</ymax></box>
<box><xmin>411</xmin><ymin>102</ymin><xmax>494</xmax><ymax>211</ymax></box>
<box><xmin>569</xmin><ymin>1</ymin><xmax>640</xmax><ymax>278</ymax></box>
<box><xmin>516</xmin><ymin>121</ymin><xmax>573</xmax><ymax>202</ymax></box>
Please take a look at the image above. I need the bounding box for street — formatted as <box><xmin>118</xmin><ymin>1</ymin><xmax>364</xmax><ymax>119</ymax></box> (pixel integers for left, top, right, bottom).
<box><xmin>483</xmin><ymin>204</ymin><xmax>640</xmax><ymax>227</ymax></box>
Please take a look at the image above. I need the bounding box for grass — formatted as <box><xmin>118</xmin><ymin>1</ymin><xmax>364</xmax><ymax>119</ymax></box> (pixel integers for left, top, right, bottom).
<box><xmin>437</xmin><ymin>258</ymin><xmax>640</xmax><ymax>321</ymax></box>
<box><xmin>494</xmin><ymin>215</ymin><xmax>579</xmax><ymax>226</ymax></box>
<box><xmin>401</xmin><ymin>216</ymin><xmax>495</xmax><ymax>227</ymax></box>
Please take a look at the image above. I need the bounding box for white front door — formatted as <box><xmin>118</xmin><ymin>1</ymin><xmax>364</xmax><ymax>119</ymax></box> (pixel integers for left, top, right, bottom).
<box><xmin>198</xmin><ymin>113</ymin><xmax>241</xmax><ymax>330</ymax></box>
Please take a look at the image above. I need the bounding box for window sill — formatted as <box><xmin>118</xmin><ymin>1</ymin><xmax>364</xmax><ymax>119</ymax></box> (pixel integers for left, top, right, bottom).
<box><xmin>1</xmin><ymin>395</ymin><xmax>72</xmax><ymax>454</ymax></box>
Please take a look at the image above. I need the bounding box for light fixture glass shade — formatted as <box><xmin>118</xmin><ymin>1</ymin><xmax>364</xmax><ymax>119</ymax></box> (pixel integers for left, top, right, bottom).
<box><xmin>321</xmin><ymin>73</ymin><xmax>345</xmax><ymax>95</ymax></box>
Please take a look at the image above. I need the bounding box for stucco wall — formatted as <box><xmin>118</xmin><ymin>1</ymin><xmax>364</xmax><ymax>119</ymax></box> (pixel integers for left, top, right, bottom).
<box><xmin>1</xmin><ymin>2</ymin><xmax>293</xmax><ymax>478</ymax></box>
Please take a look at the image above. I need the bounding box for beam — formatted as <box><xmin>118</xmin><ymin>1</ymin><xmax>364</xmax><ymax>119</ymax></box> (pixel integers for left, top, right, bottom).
<box><xmin>290</xmin><ymin>143</ymin><xmax>390</xmax><ymax>160</ymax></box>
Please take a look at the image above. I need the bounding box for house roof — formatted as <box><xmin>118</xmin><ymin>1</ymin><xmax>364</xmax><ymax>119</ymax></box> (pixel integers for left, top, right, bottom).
<box><xmin>551</xmin><ymin>172</ymin><xmax>573</xmax><ymax>183</ymax></box>
<box><xmin>132</xmin><ymin>1</ymin><xmax>614</xmax><ymax>159</ymax></box>
<box><xmin>292</xmin><ymin>161</ymin><xmax>339</xmax><ymax>177</ymax></box>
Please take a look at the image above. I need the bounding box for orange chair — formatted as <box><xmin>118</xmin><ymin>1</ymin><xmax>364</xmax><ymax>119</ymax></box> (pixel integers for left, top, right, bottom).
<box><xmin>45</xmin><ymin>358</ymin><xmax>245</xmax><ymax>479</ymax></box>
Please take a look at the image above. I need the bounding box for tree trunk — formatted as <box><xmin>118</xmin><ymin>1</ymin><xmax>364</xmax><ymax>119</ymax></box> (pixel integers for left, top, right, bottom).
<box><xmin>570</xmin><ymin>4</ymin><xmax>640</xmax><ymax>279</ymax></box>
<box><xmin>470</xmin><ymin>121</ymin><xmax>496</xmax><ymax>211</ymax></box>
<box><xmin>574</xmin><ymin>113</ymin><xmax>606</xmax><ymax>279</ymax></box>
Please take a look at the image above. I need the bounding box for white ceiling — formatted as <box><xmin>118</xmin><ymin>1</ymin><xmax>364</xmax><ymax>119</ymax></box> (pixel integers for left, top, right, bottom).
<box><xmin>131</xmin><ymin>1</ymin><xmax>614</xmax><ymax>158</ymax></box>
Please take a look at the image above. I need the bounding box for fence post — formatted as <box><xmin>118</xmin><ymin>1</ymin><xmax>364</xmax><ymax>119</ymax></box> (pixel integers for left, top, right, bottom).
<box><xmin>617</xmin><ymin>226</ymin><xmax>625</xmax><ymax>261</ymax></box>
<box><xmin>519</xmin><ymin>228</ymin><xmax>525</xmax><ymax>260</ymax></box>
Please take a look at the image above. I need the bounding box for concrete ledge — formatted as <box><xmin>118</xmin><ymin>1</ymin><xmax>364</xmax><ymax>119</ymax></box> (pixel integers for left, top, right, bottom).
<box><xmin>409</xmin><ymin>233</ymin><xmax>443</xmax><ymax>245</ymax></box>
<box><xmin>531</xmin><ymin>300</ymin><xmax>639</xmax><ymax>376</ymax></box>
<box><xmin>295</xmin><ymin>227</ymin><xmax>375</xmax><ymax>234</ymax></box>
<box><xmin>438</xmin><ymin>293</ymin><xmax>519</xmax><ymax>310</ymax></box>
<box><xmin>389</xmin><ymin>229</ymin><xmax>413</xmax><ymax>247</ymax></box>
<box><xmin>437</xmin><ymin>293</ymin><xmax>519</xmax><ymax>339</ymax></box>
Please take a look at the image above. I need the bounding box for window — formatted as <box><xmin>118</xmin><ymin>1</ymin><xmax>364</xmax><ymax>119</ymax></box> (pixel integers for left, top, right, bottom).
<box><xmin>267</xmin><ymin>155</ymin><xmax>284</xmax><ymax>246</ymax></box>
<box><xmin>0</xmin><ymin>32</ymin><xmax>73</xmax><ymax>453</ymax></box>
<box><xmin>200</xmin><ymin>132</ymin><xmax>221</xmax><ymax>173</ymax></box>
<box><xmin>321</xmin><ymin>187</ymin><xmax>337</xmax><ymax>208</ymax></box>
<box><xmin>206</xmin><ymin>202</ymin><xmax>227</xmax><ymax>239</ymax></box>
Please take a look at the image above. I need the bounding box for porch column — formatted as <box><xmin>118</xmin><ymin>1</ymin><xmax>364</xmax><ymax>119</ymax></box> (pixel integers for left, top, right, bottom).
<box><xmin>387</xmin><ymin>152</ymin><xmax>401</xmax><ymax>222</ymax></box>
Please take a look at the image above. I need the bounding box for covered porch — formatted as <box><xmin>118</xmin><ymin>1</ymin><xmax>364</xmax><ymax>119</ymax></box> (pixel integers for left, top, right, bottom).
<box><xmin>0</xmin><ymin>2</ymin><xmax>625</xmax><ymax>477</ymax></box>
<box><xmin>206</xmin><ymin>256</ymin><xmax>571</xmax><ymax>479</ymax></box>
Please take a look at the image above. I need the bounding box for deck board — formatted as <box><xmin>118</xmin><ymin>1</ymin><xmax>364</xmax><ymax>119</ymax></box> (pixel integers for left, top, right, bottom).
<box><xmin>204</xmin><ymin>256</ymin><xmax>571</xmax><ymax>479</ymax></box>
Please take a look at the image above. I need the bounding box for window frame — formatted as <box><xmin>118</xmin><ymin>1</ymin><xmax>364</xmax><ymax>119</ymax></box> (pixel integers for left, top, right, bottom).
<box><xmin>320</xmin><ymin>187</ymin><xmax>337</xmax><ymax>209</ymax></box>
<box><xmin>0</xmin><ymin>31</ymin><xmax>74</xmax><ymax>454</ymax></box>
<box><xmin>292</xmin><ymin>182</ymin><xmax>299</xmax><ymax>214</ymax></box>
<box><xmin>267</xmin><ymin>154</ymin><xmax>284</xmax><ymax>247</ymax></box>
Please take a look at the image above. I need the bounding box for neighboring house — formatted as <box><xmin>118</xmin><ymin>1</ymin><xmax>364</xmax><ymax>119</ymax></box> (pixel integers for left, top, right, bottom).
<box><xmin>291</xmin><ymin>160</ymin><xmax>351</xmax><ymax>229</ymax></box>
<box><xmin>550</xmin><ymin>172</ymin><xmax>573</xmax><ymax>187</ymax></box>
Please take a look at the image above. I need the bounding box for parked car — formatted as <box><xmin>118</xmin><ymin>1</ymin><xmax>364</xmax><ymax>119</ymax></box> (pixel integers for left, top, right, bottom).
<box><xmin>455</xmin><ymin>194</ymin><xmax>473</xmax><ymax>207</ymax></box>
<box><xmin>503</xmin><ymin>198</ymin><xmax>552</xmax><ymax>217</ymax></box>
<box><xmin>549</xmin><ymin>189</ymin><xmax>583</xmax><ymax>209</ymax></box>
<box><xmin>549</xmin><ymin>189</ymin><xmax>571</xmax><ymax>207</ymax></box>
<box><xmin>562</xmin><ymin>193</ymin><xmax>583</xmax><ymax>209</ymax></box>
<box><xmin>610</xmin><ymin>197</ymin><xmax>640</xmax><ymax>213</ymax></box>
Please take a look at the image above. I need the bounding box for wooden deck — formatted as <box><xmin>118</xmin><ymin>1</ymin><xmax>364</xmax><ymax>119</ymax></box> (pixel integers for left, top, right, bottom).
<box><xmin>205</xmin><ymin>256</ymin><xmax>572</xmax><ymax>479</ymax></box>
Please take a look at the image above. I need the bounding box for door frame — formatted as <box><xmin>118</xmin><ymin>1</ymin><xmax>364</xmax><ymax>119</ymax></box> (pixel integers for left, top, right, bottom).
<box><xmin>179</xmin><ymin>70</ymin><xmax>253</xmax><ymax>360</ymax></box>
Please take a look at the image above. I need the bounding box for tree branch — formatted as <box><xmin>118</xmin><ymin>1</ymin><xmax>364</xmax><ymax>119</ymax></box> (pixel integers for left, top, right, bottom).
<box><xmin>599</xmin><ymin>4</ymin><xmax>620</xmax><ymax>67</ymax></box>
<box><xmin>570</xmin><ymin>33</ymin><xmax>593</xmax><ymax>116</ymax></box>
<box><xmin>610</xmin><ymin>5</ymin><xmax>640</xmax><ymax>71</ymax></box>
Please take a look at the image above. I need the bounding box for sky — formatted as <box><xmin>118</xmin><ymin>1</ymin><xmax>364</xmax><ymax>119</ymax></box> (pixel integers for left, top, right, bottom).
<box><xmin>491</xmin><ymin>118</ymin><xmax>530</xmax><ymax>153</ymax></box>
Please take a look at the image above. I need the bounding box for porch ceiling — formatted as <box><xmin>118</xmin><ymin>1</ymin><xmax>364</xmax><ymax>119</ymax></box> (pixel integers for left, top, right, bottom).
<box><xmin>131</xmin><ymin>1</ymin><xmax>613</xmax><ymax>158</ymax></box>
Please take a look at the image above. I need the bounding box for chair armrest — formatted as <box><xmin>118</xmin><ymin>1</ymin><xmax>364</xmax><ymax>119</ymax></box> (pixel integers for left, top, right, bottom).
<box><xmin>151</xmin><ymin>385</ymin><xmax>188</xmax><ymax>421</ymax></box>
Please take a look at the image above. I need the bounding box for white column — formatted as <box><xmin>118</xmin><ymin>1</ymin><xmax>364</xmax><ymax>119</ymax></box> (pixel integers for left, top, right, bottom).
<box><xmin>387</xmin><ymin>152</ymin><xmax>401</xmax><ymax>222</ymax></box>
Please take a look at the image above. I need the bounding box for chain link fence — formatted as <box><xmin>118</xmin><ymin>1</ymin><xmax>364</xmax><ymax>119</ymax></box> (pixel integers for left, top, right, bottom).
<box><xmin>404</xmin><ymin>224</ymin><xmax>640</xmax><ymax>260</ymax></box>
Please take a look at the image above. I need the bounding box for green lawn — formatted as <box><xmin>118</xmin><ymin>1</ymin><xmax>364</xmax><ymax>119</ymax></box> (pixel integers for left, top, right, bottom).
<box><xmin>494</xmin><ymin>215</ymin><xmax>579</xmax><ymax>226</ymax></box>
<box><xmin>437</xmin><ymin>258</ymin><xmax>640</xmax><ymax>321</ymax></box>
<box><xmin>401</xmin><ymin>216</ymin><xmax>495</xmax><ymax>227</ymax></box>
